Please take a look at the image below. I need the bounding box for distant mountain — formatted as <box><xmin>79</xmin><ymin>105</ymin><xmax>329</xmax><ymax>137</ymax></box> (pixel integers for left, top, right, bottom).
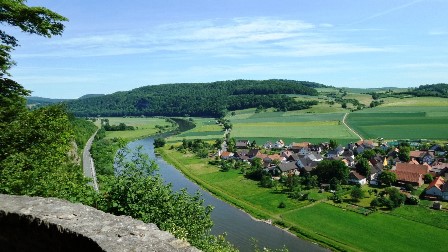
<box><xmin>66</xmin><ymin>79</ymin><xmax>323</xmax><ymax>117</ymax></box>
<box><xmin>78</xmin><ymin>94</ymin><xmax>105</xmax><ymax>99</ymax></box>
<box><xmin>26</xmin><ymin>96</ymin><xmax>68</xmax><ymax>107</ymax></box>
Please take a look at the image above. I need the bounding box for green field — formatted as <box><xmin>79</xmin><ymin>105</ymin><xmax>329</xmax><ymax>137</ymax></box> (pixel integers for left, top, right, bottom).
<box><xmin>101</xmin><ymin>117</ymin><xmax>173</xmax><ymax>140</ymax></box>
<box><xmin>167</xmin><ymin>118</ymin><xmax>224</xmax><ymax>142</ymax></box>
<box><xmin>346</xmin><ymin>106</ymin><xmax>448</xmax><ymax>140</ymax></box>
<box><xmin>228</xmin><ymin>110</ymin><xmax>359</xmax><ymax>145</ymax></box>
<box><xmin>281</xmin><ymin>203</ymin><xmax>448</xmax><ymax>252</ymax></box>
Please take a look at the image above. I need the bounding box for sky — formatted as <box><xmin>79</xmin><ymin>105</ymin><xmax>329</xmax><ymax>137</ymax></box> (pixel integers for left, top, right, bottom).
<box><xmin>5</xmin><ymin>0</ymin><xmax>448</xmax><ymax>98</ymax></box>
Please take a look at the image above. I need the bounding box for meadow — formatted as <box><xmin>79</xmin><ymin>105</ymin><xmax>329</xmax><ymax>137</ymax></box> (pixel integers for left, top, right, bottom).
<box><xmin>101</xmin><ymin>117</ymin><xmax>173</xmax><ymax>140</ymax></box>
<box><xmin>167</xmin><ymin>117</ymin><xmax>223</xmax><ymax>143</ymax></box>
<box><xmin>228</xmin><ymin>109</ymin><xmax>359</xmax><ymax>146</ymax></box>
<box><xmin>281</xmin><ymin>203</ymin><xmax>448</xmax><ymax>252</ymax></box>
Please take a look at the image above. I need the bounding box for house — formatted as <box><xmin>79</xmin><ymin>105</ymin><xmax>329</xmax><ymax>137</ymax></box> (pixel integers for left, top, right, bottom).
<box><xmin>442</xmin><ymin>183</ymin><xmax>448</xmax><ymax>201</ymax></box>
<box><xmin>341</xmin><ymin>149</ymin><xmax>355</xmax><ymax>159</ymax></box>
<box><xmin>355</xmin><ymin>140</ymin><xmax>375</xmax><ymax>154</ymax></box>
<box><xmin>296</xmin><ymin>157</ymin><xmax>319</xmax><ymax>173</ymax></box>
<box><xmin>369</xmin><ymin>164</ymin><xmax>383</xmax><ymax>185</ymax></box>
<box><xmin>425</xmin><ymin>177</ymin><xmax>445</xmax><ymax>198</ymax></box>
<box><xmin>263</xmin><ymin>141</ymin><xmax>273</xmax><ymax>149</ymax></box>
<box><xmin>395</xmin><ymin>163</ymin><xmax>430</xmax><ymax>174</ymax></box>
<box><xmin>289</xmin><ymin>142</ymin><xmax>311</xmax><ymax>153</ymax></box>
<box><xmin>247</xmin><ymin>149</ymin><xmax>261</xmax><ymax>158</ymax></box>
<box><xmin>274</xmin><ymin>140</ymin><xmax>285</xmax><ymax>149</ymax></box>
<box><xmin>430</xmin><ymin>144</ymin><xmax>446</xmax><ymax>156</ymax></box>
<box><xmin>393</xmin><ymin>170</ymin><xmax>424</xmax><ymax>187</ymax></box>
<box><xmin>306</xmin><ymin>152</ymin><xmax>323</xmax><ymax>162</ymax></box>
<box><xmin>277</xmin><ymin>162</ymin><xmax>300</xmax><ymax>176</ymax></box>
<box><xmin>236</xmin><ymin>140</ymin><xmax>250</xmax><ymax>149</ymax></box>
<box><xmin>392</xmin><ymin>163</ymin><xmax>429</xmax><ymax>186</ymax></box>
<box><xmin>409</xmin><ymin>151</ymin><xmax>435</xmax><ymax>164</ymax></box>
<box><xmin>280</xmin><ymin>150</ymin><xmax>294</xmax><ymax>159</ymax></box>
<box><xmin>220</xmin><ymin>151</ymin><xmax>234</xmax><ymax>160</ymax></box>
<box><xmin>430</xmin><ymin>162</ymin><xmax>448</xmax><ymax>176</ymax></box>
<box><xmin>348</xmin><ymin>171</ymin><xmax>367</xmax><ymax>185</ymax></box>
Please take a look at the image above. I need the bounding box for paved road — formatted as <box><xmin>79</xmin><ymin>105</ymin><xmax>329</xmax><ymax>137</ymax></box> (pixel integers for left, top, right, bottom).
<box><xmin>342</xmin><ymin>113</ymin><xmax>363</xmax><ymax>141</ymax></box>
<box><xmin>83</xmin><ymin>130</ymin><xmax>99</xmax><ymax>192</ymax></box>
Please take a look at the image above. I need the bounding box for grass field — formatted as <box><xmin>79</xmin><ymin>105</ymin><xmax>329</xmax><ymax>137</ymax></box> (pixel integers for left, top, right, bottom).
<box><xmin>167</xmin><ymin>118</ymin><xmax>223</xmax><ymax>143</ymax></box>
<box><xmin>228</xmin><ymin>110</ymin><xmax>359</xmax><ymax>146</ymax></box>
<box><xmin>281</xmin><ymin>203</ymin><xmax>448</xmax><ymax>252</ymax></box>
<box><xmin>346</xmin><ymin>106</ymin><xmax>448</xmax><ymax>140</ymax></box>
<box><xmin>101</xmin><ymin>117</ymin><xmax>173</xmax><ymax>140</ymax></box>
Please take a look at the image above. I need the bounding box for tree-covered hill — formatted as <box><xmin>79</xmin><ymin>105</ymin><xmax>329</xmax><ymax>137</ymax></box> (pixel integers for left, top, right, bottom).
<box><xmin>66</xmin><ymin>79</ymin><xmax>323</xmax><ymax>117</ymax></box>
<box><xmin>406</xmin><ymin>83</ymin><xmax>448</xmax><ymax>98</ymax></box>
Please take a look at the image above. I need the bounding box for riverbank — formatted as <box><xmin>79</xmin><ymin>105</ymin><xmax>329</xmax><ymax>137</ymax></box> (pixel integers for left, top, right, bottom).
<box><xmin>157</xmin><ymin>147</ymin><xmax>345</xmax><ymax>251</ymax></box>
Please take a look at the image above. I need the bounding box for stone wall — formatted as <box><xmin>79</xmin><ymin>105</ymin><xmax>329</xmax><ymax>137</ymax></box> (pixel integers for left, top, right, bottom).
<box><xmin>0</xmin><ymin>194</ymin><xmax>199</xmax><ymax>252</ymax></box>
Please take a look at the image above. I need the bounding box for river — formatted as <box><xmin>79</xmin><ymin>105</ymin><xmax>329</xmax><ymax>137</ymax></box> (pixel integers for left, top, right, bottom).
<box><xmin>126</xmin><ymin>137</ymin><xmax>328</xmax><ymax>252</ymax></box>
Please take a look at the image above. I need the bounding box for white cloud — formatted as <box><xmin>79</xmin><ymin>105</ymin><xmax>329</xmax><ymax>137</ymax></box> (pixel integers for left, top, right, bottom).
<box><xmin>15</xmin><ymin>17</ymin><xmax>386</xmax><ymax>59</ymax></box>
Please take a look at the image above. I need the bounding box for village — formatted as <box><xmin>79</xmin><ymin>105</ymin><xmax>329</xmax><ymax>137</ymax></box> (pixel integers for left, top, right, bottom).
<box><xmin>216</xmin><ymin>139</ymin><xmax>448</xmax><ymax>207</ymax></box>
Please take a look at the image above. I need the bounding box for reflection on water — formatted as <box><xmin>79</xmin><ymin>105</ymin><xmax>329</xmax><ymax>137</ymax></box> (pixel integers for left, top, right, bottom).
<box><xmin>126</xmin><ymin>138</ymin><xmax>327</xmax><ymax>252</ymax></box>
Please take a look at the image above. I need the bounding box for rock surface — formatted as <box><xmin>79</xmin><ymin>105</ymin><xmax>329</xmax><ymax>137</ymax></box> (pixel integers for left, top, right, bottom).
<box><xmin>0</xmin><ymin>194</ymin><xmax>199</xmax><ymax>252</ymax></box>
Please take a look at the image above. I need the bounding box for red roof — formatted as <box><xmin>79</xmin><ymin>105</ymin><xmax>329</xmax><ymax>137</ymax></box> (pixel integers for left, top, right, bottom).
<box><xmin>427</xmin><ymin>176</ymin><xmax>445</xmax><ymax>190</ymax></box>
<box><xmin>220</xmin><ymin>151</ymin><xmax>233</xmax><ymax>158</ymax></box>
<box><xmin>393</xmin><ymin>170</ymin><xmax>423</xmax><ymax>184</ymax></box>
<box><xmin>395</xmin><ymin>163</ymin><xmax>429</xmax><ymax>174</ymax></box>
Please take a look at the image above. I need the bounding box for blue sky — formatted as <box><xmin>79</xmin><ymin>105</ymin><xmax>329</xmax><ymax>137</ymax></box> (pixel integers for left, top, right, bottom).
<box><xmin>6</xmin><ymin>0</ymin><xmax>448</xmax><ymax>98</ymax></box>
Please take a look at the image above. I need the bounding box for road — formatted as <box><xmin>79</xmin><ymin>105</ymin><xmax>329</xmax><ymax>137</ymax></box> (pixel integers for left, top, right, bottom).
<box><xmin>342</xmin><ymin>113</ymin><xmax>363</xmax><ymax>141</ymax></box>
<box><xmin>82</xmin><ymin>130</ymin><xmax>99</xmax><ymax>192</ymax></box>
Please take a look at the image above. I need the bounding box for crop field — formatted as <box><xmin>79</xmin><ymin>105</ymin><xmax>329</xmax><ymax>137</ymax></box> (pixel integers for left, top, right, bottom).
<box><xmin>228</xmin><ymin>110</ymin><xmax>359</xmax><ymax>145</ymax></box>
<box><xmin>101</xmin><ymin>117</ymin><xmax>172</xmax><ymax>140</ymax></box>
<box><xmin>281</xmin><ymin>203</ymin><xmax>448</xmax><ymax>252</ymax></box>
<box><xmin>346</xmin><ymin>106</ymin><xmax>448</xmax><ymax>140</ymax></box>
<box><xmin>167</xmin><ymin>118</ymin><xmax>224</xmax><ymax>142</ymax></box>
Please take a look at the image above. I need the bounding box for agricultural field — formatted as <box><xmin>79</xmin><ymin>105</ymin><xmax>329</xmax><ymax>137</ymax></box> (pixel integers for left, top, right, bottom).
<box><xmin>101</xmin><ymin>117</ymin><xmax>173</xmax><ymax>140</ymax></box>
<box><xmin>167</xmin><ymin>117</ymin><xmax>224</xmax><ymax>143</ymax></box>
<box><xmin>346</xmin><ymin>105</ymin><xmax>448</xmax><ymax>141</ymax></box>
<box><xmin>227</xmin><ymin>110</ymin><xmax>359</xmax><ymax>146</ymax></box>
<box><xmin>281</xmin><ymin>203</ymin><xmax>448</xmax><ymax>252</ymax></box>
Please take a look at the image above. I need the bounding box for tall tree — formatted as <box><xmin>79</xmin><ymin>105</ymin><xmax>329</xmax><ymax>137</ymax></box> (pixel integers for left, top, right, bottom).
<box><xmin>355</xmin><ymin>157</ymin><xmax>371</xmax><ymax>178</ymax></box>
<box><xmin>312</xmin><ymin>159</ymin><xmax>349</xmax><ymax>184</ymax></box>
<box><xmin>1</xmin><ymin>0</ymin><xmax>68</xmax><ymax>76</ymax></box>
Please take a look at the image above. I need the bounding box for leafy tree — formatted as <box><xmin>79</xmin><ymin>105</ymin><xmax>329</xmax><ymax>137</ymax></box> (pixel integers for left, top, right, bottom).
<box><xmin>384</xmin><ymin>187</ymin><xmax>406</xmax><ymax>209</ymax></box>
<box><xmin>355</xmin><ymin>157</ymin><xmax>371</xmax><ymax>178</ymax></box>
<box><xmin>378</xmin><ymin>171</ymin><xmax>397</xmax><ymax>186</ymax></box>
<box><xmin>153</xmin><ymin>138</ymin><xmax>166</xmax><ymax>148</ymax></box>
<box><xmin>98</xmin><ymin>147</ymin><xmax>235</xmax><ymax>251</ymax></box>
<box><xmin>329</xmin><ymin>139</ymin><xmax>338</xmax><ymax>149</ymax></box>
<box><xmin>260</xmin><ymin>174</ymin><xmax>274</xmax><ymax>188</ymax></box>
<box><xmin>312</xmin><ymin>159</ymin><xmax>349</xmax><ymax>184</ymax></box>
<box><xmin>359</xmin><ymin>149</ymin><xmax>376</xmax><ymax>160</ymax></box>
<box><xmin>398</xmin><ymin>146</ymin><xmax>411</xmax><ymax>162</ymax></box>
<box><xmin>0</xmin><ymin>0</ymin><xmax>68</xmax><ymax>76</ymax></box>
<box><xmin>350</xmin><ymin>186</ymin><xmax>365</xmax><ymax>202</ymax></box>
<box><xmin>423</xmin><ymin>173</ymin><xmax>433</xmax><ymax>184</ymax></box>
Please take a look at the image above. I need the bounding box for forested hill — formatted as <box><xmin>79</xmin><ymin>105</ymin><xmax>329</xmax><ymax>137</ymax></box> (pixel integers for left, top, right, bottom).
<box><xmin>405</xmin><ymin>83</ymin><xmax>448</xmax><ymax>98</ymax></box>
<box><xmin>66</xmin><ymin>79</ymin><xmax>323</xmax><ymax>117</ymax></box>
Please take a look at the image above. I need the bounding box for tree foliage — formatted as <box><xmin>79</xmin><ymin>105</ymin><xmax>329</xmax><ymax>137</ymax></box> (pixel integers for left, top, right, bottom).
<box><xmin>355</xmin><ymin>157</ymin><xmax>371</xmax><ymax>178</ymax></box>
<box><xmin>378</xmin><ymin>171</ymin><xmax>397</xmax><ymax>186</ymax></box>
<box><xmin>0</xmin><ymin>0</ymin><xmax>68</xmax><ymax>76</ymax></box>
<box><xmin>66</xmin><ymin>79</ymin><xmax>320</xmax><ymax>117</ymax></box>
<box><xmin>312</xmin><ymin>159</ymin><xmax>349</xmax><ymax>184</ymax></box>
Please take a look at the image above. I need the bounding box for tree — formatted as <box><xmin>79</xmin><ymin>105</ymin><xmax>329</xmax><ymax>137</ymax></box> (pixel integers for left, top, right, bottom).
<box><xmin>384</xmin><ymin>187</ymin><xmax>406</xmax><ymax>209</ymax></box>
<box><xmin>153</xmin><ymin>138</ymin><xmax>166</xmax><ymax>148</ymax></box>
<box><xmin>1</xmin><ymin>0</ymin><xmax>68</xmax><ymax>76</ymax></box>
<box><xmin>329</xmin><ymin>139</ymin><xmax>338</xmax><ymax>149</ymax></box>
<box><xmin>355</xmin><ymin>157</ymin><xmax>371</xmax><ymax>178</ymax></box>
<box><xmin>398</xmin><ymin>146</ymin><xmax>411</xmax><ymax>162</ymax></box>
<box><xmin>350</xmin><ymin>186</ymin><xmax>364</xmax><ymax>202</ymax></box>
<box><xmin>378</xmin><ymin>171</ymin><xmax>397</xmax><ymax>186</ymax></box>
<box><xmin>423</xmin><ymin>173</ymin><xmax>433</xmax><ymax>184</ymax></box>
<box><xmin>312</xmin><ymin>159</ymin><xmax>349</xmax><ymax>184</ymax></box>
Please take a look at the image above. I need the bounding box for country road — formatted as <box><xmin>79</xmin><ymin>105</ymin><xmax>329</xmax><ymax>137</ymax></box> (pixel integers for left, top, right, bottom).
<box><xmin>342</xmin><ymin>113</ymin><xmax>363</xmax><ymax>141</ymax></box>
<box><xmin>83</xmin><ymin>130</ymin><xmax>99</xmax><ymax>192</ymax></box>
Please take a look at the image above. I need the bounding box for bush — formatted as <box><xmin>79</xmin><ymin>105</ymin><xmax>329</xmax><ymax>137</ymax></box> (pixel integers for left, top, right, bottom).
<box><xmin>278</xmin><ymin>201</ymin><xmax>286</xmax><ymax>208</ymax></box>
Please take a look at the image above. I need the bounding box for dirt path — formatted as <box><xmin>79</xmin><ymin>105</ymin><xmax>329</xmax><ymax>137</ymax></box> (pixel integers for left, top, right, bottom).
<box><xmin>82</xmin><ymin>130</ymin><xmax>99</xmax><ymax>192</ymax></box>
<box><xmin>342</xmin><ymin>113</ymin><xmax>363</xmax><ymax>141</ymax></box>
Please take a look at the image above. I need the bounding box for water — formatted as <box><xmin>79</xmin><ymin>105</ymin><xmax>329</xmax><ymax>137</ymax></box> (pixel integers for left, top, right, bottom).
<box><xmin>126</xmin><ymin>138</ymin><xmax>328</xmax><ymax>252</ymax></box>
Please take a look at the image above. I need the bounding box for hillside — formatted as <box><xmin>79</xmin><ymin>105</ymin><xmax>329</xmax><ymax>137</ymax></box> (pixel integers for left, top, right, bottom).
<box><xmin>406</xmin><ymin>83</ymin><xmax>448</xmax><ymax>98</ymax></box>
<box><xmin>66</xmin><ymin>79</ymin><xmax>323</xmax><ymax>117</ymax></box>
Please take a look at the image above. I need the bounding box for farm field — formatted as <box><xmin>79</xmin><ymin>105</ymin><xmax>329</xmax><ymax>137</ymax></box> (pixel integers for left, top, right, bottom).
<box><xmin>167</xmin><ymin>117</ymin><xmax>223</xmax><ymax>143</ymax></box>
<box><xmin>101</xmin><ymin>117</ymin><xmax>173</xmax><ymax>140</ymax></box>
<box><xmin>228</xmin><ymin>110</ymin><xmax>359</xmax><ymax>146</ymax></box>
<box><xmin>281</xmin><ymin>203</ymin><xmax>448</xmax><ymax>252</ymax></box>
<box><xmin>346</xmin><ymin>106</ymin><xmax>448</xmax><ymax>140</ymax></box>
